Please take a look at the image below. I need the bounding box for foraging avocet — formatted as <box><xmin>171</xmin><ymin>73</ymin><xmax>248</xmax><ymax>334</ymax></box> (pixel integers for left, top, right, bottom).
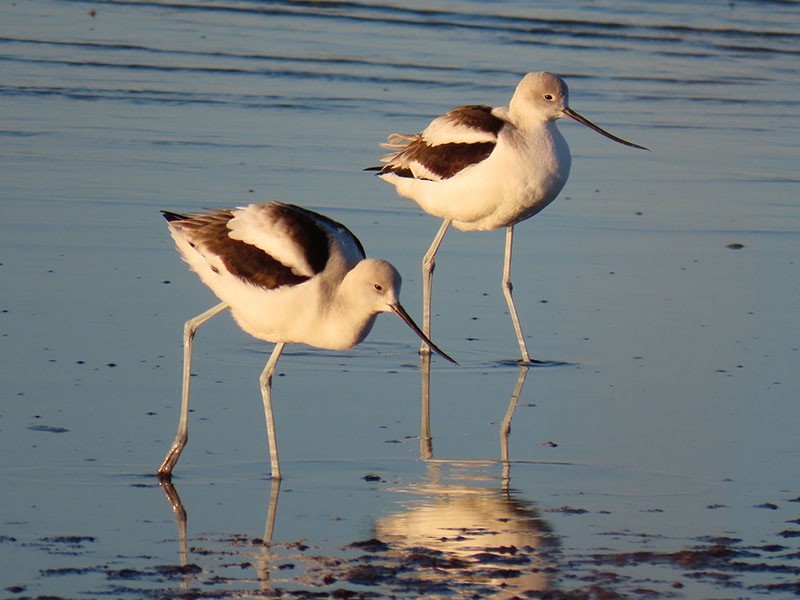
<box><xmin>157</xmin><ymin>202</ymin><xmax>456</xmax><ymax>480</ymax></box>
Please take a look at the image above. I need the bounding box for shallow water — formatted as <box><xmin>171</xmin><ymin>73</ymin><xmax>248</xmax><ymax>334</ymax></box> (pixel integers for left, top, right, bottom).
<box><xmin>1</xmin><ymin>0</ymin><xmax>799</xmax><ymax>597</ymax></box>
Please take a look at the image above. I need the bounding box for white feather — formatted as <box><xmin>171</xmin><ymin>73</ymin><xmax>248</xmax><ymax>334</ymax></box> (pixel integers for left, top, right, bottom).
<box><xmin>422</xmin><ymin>114</ymin><xmax>499</xmax><ymax>146</ymax></box>
<box><xmin>227</xmin><ymin>204</ymin><xmax>316</xmax><ymax>277</ymax></box>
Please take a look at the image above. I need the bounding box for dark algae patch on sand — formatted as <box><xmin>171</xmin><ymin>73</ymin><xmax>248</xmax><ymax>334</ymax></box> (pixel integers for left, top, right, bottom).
<box><xmin>13</xmin><ymin>503</ymin><xmax>798</xmax><ymax>598</ymax></box>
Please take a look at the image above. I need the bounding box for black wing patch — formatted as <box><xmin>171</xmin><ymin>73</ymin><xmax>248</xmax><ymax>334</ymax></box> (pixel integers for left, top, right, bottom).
<box><xmin>446</xmin><ymin>105</ymin><xmax>506</xmax><ymax>136</ymax></box>
<box><xmin>385</xmin><ymin>141</ymin><xmax>496</xmax><ymax>180</ymax></box>
<box><xmin>163</xmin><ymin>209</ymin><xmax>315</xmax><ymax>289</ymax></box>
<box><xmin>372</xmin><ymin>105</ymin><xmax>503</xmax><ymax>180</ymax></box>
<box><xmin>278</xmin><ymin>204</ymin><xmax>366</xmax><ymax>265</ymax></box>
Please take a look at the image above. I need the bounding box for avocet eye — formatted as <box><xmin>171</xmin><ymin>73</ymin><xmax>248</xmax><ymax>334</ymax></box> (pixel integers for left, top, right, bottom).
<box><xmin>374</xmin><ymin>283</ymin><xmax>383</xmax><ymax>291</ymax></box>
<box><xmin>544</xmin><ymin>94</ymin><xmax>554</xmax><ymax>101</ymax></box>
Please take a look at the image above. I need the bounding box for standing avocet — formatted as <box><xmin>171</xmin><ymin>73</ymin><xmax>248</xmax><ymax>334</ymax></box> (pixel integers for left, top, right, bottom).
<box><xmin>157</xmin><ymin>202</ymin><xmax>456</xmax><ymax>481</ymax></box>
<box><xmin>369</xmin><ymin>71</ymin><xmax>648</xmax><ymax>363</ymax></box>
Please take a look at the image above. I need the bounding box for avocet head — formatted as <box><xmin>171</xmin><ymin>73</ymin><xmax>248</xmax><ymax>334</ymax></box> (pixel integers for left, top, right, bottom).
<box><xmin>510</xmin><ymin>71</ymin><xmax>571</xmax><ymax>121</ymax></box>
<box><xmin>512</xmin><ymin>71</ymin><xmax>649</xmax><ymax>151</ymax></box>
<box><xmin>354</xmin><ymin>259</ymin><xmax>457</xmax><ymax>365</ymax></box>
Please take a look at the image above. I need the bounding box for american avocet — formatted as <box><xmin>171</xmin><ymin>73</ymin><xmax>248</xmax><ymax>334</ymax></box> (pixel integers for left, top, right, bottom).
<box><xmin>368</xmin><ymin>71</ymin><xmax>648</xmax><ymax>363</ymax></box>
<box><xmin>157</xmin><ymin>202</ymin><xmax>456</xmax><ymax>481</ymax></box>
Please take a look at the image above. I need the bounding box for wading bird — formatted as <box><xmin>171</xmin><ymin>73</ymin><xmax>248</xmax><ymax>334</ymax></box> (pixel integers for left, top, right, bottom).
<box><xmin>369</xmin><ymin>71</ymin><xmax>648</xmax><ymax>363</ymax></box>
<box><xmin>157</xmin><ymin>202</ymin><xmax>456</xmax><ymax>480</ymax></box>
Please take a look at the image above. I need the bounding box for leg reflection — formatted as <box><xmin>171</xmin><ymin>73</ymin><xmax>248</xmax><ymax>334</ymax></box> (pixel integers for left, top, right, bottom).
<box><xmin>375</xmin><ymin>451</ymin><xmax>558</xmax><ymax>595</ymax></box>
<box><xmin>158</xmin><ymin>480</ymin><xmax>191</xmax><ymax>590</ymax></box>
<box><xmin>501</xmin><ymin>366</ymin><xmax>529</xmax><ymax>490</ymax></box>
<box><xmin>253</xmin><ymin>478</ymin><xmax>281</xmax><ymax>584</ymax></box>
<box><xmin>420</xmin><ymin>355</ymin><xmax>531</xmax><ymax>482</ymax></box>
<box><xmin>389</xmin><ymin>364</ymin><xmax>557</xmax><ymax>594</ymax></box>
<box><xmin>158</xmin><ymin>477</ymin><xmax>282</xmax><ymax>590</ymax></box>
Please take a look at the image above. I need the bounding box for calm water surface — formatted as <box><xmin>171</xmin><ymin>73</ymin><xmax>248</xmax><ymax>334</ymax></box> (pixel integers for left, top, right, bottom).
<box><xmin>1</xmin><ymin>0</ymin><xmax>799</xmax><ymax>597</ymax></box>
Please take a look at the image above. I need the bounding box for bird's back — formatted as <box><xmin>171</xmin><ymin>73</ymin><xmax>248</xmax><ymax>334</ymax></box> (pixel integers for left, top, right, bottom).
<box><xmin>164</xmin><ymin>203</ymin><xmax>369</xmax><ymax>347</ymax></box>
<box><xmin>371</xmin><ymin>101</ymin><xmax>572</xmax><ymax>231</ymax></box>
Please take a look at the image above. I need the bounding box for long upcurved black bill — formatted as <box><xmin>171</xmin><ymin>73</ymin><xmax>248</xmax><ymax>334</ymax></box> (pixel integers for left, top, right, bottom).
<box><xmin>563</xmin><ymin>107</ymin><xmax>649</xmax><ymax>151</ymax></box>
<box><xmin>390</xmin><ymin>303</ymin><xmax>458</xmax><ymax>365</ymax></box>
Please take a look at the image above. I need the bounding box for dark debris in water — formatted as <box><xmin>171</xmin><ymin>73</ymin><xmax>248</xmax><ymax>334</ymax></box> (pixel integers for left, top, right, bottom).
<box><xmin>348</xmin><ymin>538</ymin><xmax>389</xmax><ymax>553</ymax></box>
<box><xmin>28</xmin><ymin>424</ymin><xmax>70</xmax><ymax>434</ymax></box>
<box><xmin>779</xmin><ymin>529</ymin><xmax>800</xmax><ymax>538</ymax></box>
<box><xmin>343</xmin><ymin>563</ymin><xmax>399</xmax><ymax>585</ymax></box>
<box><xmin>10</xmin><ymin>502</ymin><xmax>800</xmax><ymax>598</ymax></box>
<box><xmin>547</xmin><ymin>505</ymin><xmax>589</xmax><ymax>515</ymax></box>
<box><xmin>41</xmin><ymin>566</ymin><xmax>98</xmax><ymax>577</ymax></box>
<box><xmin>40</xmin><ymin>536</ymin><xmax>96</xmax><ymax>544</ymax></box>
